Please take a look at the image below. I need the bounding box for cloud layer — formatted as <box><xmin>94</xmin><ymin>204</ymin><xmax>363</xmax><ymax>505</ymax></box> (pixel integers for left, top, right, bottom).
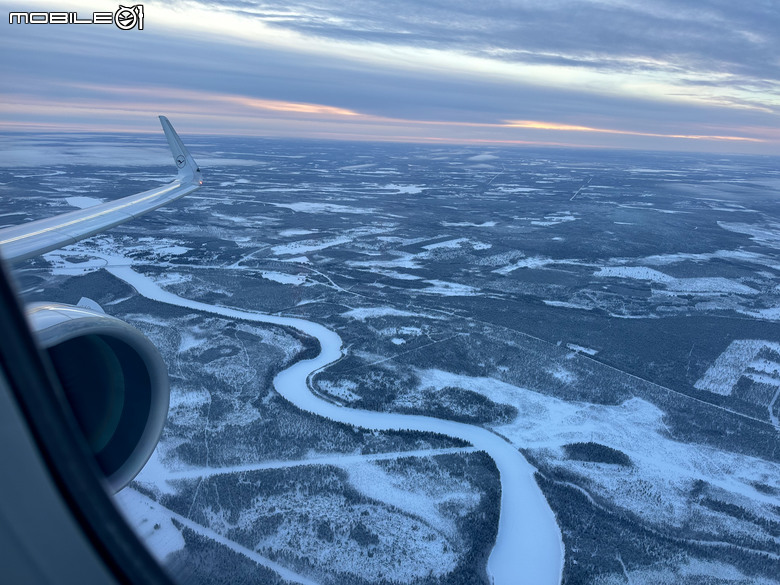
<box><xmin>1</xmin><ymin>0</ymin><xmax>778</xmax><ymax>152</ymax></box>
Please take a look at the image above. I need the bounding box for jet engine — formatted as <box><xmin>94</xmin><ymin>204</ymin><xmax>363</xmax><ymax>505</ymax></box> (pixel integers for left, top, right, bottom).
<box><xmin>26</xmin><ymin>302</ymin><xmax>169</xmax><ymax>493</ymax></box>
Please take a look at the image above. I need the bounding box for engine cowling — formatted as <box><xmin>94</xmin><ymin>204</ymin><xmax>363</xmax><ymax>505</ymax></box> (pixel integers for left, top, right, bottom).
<box><xmin>26</xmin><ymin>302</ymin><xmax>169</xmax><ymax>493</ymax></box>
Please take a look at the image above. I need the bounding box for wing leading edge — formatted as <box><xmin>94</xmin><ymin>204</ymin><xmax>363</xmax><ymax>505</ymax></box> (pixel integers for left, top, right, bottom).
<box><xmin>0</xmin><ymin>116</ymin><xmax>202</xmax><ymax>264</ymax></box>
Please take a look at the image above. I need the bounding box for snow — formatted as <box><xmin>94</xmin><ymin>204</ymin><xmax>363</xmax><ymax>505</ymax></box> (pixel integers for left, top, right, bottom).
<box><xmin>441</xmin><ymin>221</ymin><xmax>497</xmax><ymax>227</ymax></box>
<box><xmin>595</xmin><ymin>266</ymin><xmax>672</xmax><ymax>282</ymax></box>
<box><xmin>318</xmin><ymin>379</ymin><xmax>361</xmax><ymax>403</ymax></box>
<box><xmin>249</xmin><ymin>491</ymin><xmax>456</xmax><ymax>583</ymax></box>
<box><xmin>268</xmin><ymin>201</ymin><xmax>375</xmax><ymax>214</ymax></box>
<box><xmin>159</xmin><ymin>448</ymin><xmax>475</xmax><ymax>482</ymax></box>
<box><xmin>212</xmin><ymin>212</ymin><xmax>251</xmax><ymax>224</ymax></box>
<box><xmin>494</xmin><ymin>256</ymin><xmax>557</xmax><ymax>274</ymax></box>
<box><xmin>260</xmin><ymin>271</ymin><xmax>306</xmax><ymax>285</ymax></box>
<box><xmin>565</xmin><ymin>343</ymin><xmax>598</xmax><ymax>356</ymax></box>
<box><xmin>44</xmin><ymin>252</ymin><xmax>113</xmax><ymax>276</ymax></box>
<box><xmin>279</xmin><ymin>228</ymin><xmax>316</xmax><ymax>236</ymax></box>
<box><xmin>341</xmin><ymin>307</ymin><xmax>435</xmax><ymax>322</ymax></box>
<box><xmin>383</xmin><ymin>183</ymin><xmax>424</xmax><ymax>194</ymax></box>
<box><xmin>543</xmin><ymin>300</ymin><xmax>593</xmax><ymax>311</ymax></box>
<box><xmin>118</xmin><ymin>489</ymin><xmax>317</xmax><ymax>585</ymax></box>
<box><xmin>344</xmin><ymin>458</ymin><xmax>477</xmax><ymax>539</ymax></box>
<box><xmin>154</xmin><ymin>245</ymin><xmax>190</xmax><ymax>256</ymax></box>
<box><xmin>610</xmin><ymin>249</ymin><xmax>779</xmax><ymax>270</ymax></box>
<box><xmin>497</xmin><ymin>187</ymin><xmax>539</xmax><ymax>193</ymax></box>
<box><xmin>695</xmin><ymin>340</ymin><xmax>780</xmax><ymax>396</ymax></box>
<box><xmin>547</xmin><ymin>365</ymin><xmax>576</xmax><ymax>384</ymax></box>
<box><xmin>524</xmin><ymin>212</ymin><xmax>577</xmax><ymax>227</ymax></box>
<box><xmin>597</xmin><ymin>557</ymin><xmax>779</xmax><ymax>585</ymax></box>
<box><xmin>178</xmin><ymin>331</ymin><xmax>206</xmax><ymax>353</ymax></box>
<box><xmin>742</xmin><ymin>306</ymin><xmax>780</xmax><ymax>321</ymax></box>
<box><xmin>338</xmin><ymin>163</ymin><xmax>376</xmax><ymax>170</ymax></box>
<box><xmin>271</xmin><ymin>236</ymin><xmax>352</xmax><ymax>255</ymax></box>
<box><xmin>103</xmin><ymin>261</ymin><xmax>564</xmax><ymax>585</ymax></box>
<box><xmin>594</xmin><ymin>266</ymin><xmax>758</xmax><ymax>295</ymax></box>
<box><xmin>280</xmin><ymin>255</ymin><xmax>310</xmax><ymax>263</ymax></box>
<box><xmin>420</xmin><ymin>238</ymin><xmax>492</xmax><ymax>252</ymax></box>
<box><xmin>373</xmin><ymin>269</ymin><xmax>423</xmax><ymax>280</ymax></box>
<box><xmin>719</xmin><ymin>221</ymin><xmax>780</xmax><ymax>247</ymax></box>
<box><xmin>421</xmin><ymin>280</ymin><xmax>480</xmax><ymax>296</ymax></box>
<box><xmin>114</xmin><ymin>488</ymin><xmax>185</xmax><ymax>561</ymax></box>
<box><xmin>381</xmin><ymin>326</ymin><xmax>424</xmax><ymax>338</ymax></box>
<box><xmin>0</xmin><ymin>143</ymin><xmax>175</xmax><ymax>167</ymax></box>
<box><xmin>415</xmin><ymin>368</ymin><xmax>780</xmax><ymax>541</ymax></box>
<box><xmin>423</xmin><ymin>238</ymin><xmax>469</xmax><ymax>250</ymax></box>
<box><xmin>347</xmin><ymin>253</ymin><xmax>423</xmax><ymax>270</ymax></box>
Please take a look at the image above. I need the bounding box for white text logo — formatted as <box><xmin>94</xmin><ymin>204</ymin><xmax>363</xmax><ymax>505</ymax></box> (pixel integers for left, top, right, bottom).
<box><xmin>9</xmin><ymin>5</ymin><xmax>144</xmax><ymax>30</ymax></box>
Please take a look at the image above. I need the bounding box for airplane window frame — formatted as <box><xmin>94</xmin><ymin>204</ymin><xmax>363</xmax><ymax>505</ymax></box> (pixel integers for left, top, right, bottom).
<box><xmin>0</xmin><ymin>257</ymin><xmax>175</xmax><ymax>585</ymax></box>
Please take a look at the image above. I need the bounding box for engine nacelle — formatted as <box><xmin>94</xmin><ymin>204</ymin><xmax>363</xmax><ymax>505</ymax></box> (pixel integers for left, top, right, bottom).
<box><xmin>26</xmin><ymin>302</ymin><xmax>169</xmax><ymax>493</ymax></box>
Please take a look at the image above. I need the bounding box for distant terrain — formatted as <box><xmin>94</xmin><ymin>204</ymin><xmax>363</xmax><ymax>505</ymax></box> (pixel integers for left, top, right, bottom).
<box><xmin>3</xmin><ymin>133</ymin><xmax>779</xmax><ymax>585</ymax></box>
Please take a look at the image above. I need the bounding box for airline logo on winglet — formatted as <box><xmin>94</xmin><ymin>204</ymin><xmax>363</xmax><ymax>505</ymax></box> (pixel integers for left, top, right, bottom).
<box><xmin>9</xmin><ymin>4</ymin><xmax>144</xmax><ymax>30</ymax></box>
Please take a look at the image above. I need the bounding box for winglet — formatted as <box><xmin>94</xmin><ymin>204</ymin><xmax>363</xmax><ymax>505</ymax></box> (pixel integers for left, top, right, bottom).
<box><xmin>159</xmin><ymin>116</ymin><xmax>202</xmax><ymax>186</ymax></box>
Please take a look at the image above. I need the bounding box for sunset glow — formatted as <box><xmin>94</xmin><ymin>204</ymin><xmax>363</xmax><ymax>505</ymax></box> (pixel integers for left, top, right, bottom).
<box><xmin>503</xmin><ymin>121</ymin><xmax>765</xmax><ymax>142</ymax></box>
<box><xmin>1</xmin><ymin>0</ymin><xmax>777</xmax><ymax>152</ymax></box>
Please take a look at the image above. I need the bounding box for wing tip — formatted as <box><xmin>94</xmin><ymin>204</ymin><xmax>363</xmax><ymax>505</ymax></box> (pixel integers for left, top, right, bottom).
<box><xmin>158</xmin><ymin>116</ymin><xmax>202</xmax><ymax>186</ymax></box>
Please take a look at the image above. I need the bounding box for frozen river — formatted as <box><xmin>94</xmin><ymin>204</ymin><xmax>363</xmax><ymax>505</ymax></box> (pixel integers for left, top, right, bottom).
<box><xmin>107</xmin><ymin>261</ymin><xmax>564</xmax><ymax>585</ymax></box>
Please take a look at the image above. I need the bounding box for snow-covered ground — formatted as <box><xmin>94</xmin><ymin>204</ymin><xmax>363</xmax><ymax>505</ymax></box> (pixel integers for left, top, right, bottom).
<box><xmin>100</xmin><ymin>257</ymin><xmax>564</xmax><ymax>585</ymax></box>
<box><xmin>414</xmin><ymin>369</ymin><xmax>780</xmax><ymax>551</ymax></box>
<box><xmin>594</xmin><ymin>266</ymin><xmax>758</xmax><ymax>295</ymax></box>
<box><xmin>695</xmin><ymin>340</ymin><xmax>780</xmax><ymax>396</ymax></box>
<box><xmin>341</xmin><ymin>306</ymin><xmax>440</xmax><ymax>322</ymax></box>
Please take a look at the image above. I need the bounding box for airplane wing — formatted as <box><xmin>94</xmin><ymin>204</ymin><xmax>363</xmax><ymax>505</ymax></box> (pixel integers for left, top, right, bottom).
<box><xmin>0</xmin><ymin>117</ymin><xmax>195</xmax><ymax>585</ymax></box>
<box><xmin>0</xmin><ymin>116</ymin><xmax>202</xmax><ymax>263</ymax></box>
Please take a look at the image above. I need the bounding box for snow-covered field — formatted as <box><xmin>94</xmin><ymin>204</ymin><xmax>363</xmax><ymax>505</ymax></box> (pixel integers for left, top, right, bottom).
<box><xmin>410</xmin><ymin>369</ymin><xmax>780</xmax><ymax>564</ymax></box>
<box><xmin>96</xmin><ymin>254</ymin><xmax>564</xmax><ymax>585</ymax></box>
<box><xmin>10</xmin><ymin>139</ymin><xmax>780</xmax><ymax>585</ymax></box>
<box><xmin>594</xmin><ymin>266</ymin><xmax>758</xmax><ymax>295</ymax></box>
<box><xmin>695</xmin><ymin>340</ymin><xmax>780</xmax><ymax>396</ymax></box>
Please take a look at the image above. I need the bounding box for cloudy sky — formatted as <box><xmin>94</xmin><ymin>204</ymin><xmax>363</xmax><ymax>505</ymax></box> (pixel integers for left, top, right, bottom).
<box><xmin>1</xmin><ymin>0</ymin><xmax>779</xmax><ymax>152</ymax></box>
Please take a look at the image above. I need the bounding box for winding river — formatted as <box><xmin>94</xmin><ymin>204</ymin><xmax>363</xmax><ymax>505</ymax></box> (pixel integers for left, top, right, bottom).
<box><xmin>107</xmin><ymin>263</ymin><xmax>564</xmax><ymax>585</ymax></box>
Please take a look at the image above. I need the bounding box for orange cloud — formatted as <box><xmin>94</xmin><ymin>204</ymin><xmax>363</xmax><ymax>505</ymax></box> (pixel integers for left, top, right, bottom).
<box><xmin>1</xmin><ymin>84</ymin><xmax>770</xmax><ymax>150</ymax></box>
<box><xmin>228</xmin><ymin>96</ymin><xmax>360</xmax><ymax>117</ymax></box>
<box><xmin>68</xmin><ymin>83</ymin><xmax>361</xmax><ymax>119</ymax></box>
<box><xmin>503</xmin><ymin>120</ymin><xmax>764</xmax><ymax>142</ymax></box>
